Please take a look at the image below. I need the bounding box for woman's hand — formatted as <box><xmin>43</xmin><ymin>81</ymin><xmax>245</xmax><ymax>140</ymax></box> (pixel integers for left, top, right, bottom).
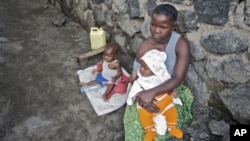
<box><xmin>136</xmin><ymin>90</ymin><xmax>160</xmax><ymax>113</ymax></box>
<box><xmin>143</xmin><ymin>102</ymin><xmax>159</xmax><ymax>113</ymax></box>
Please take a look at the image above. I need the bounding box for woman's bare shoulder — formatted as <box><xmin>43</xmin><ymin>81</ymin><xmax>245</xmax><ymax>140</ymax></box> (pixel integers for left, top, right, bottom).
<box><xmin>176</xmin><ymin>36</ymin><xmax>190</xmax><ymax>52</ymax></box>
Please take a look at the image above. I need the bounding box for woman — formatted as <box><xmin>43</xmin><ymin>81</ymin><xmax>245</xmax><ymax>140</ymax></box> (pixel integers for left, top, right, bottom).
<box><xmin>124</xmin><ymin>3</ymin><xmax>193</xmax><ymax>141</ymax></box>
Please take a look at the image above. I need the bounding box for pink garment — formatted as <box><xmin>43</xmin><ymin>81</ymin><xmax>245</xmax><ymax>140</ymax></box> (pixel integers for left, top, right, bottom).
<box><xmin>105</xmin><ymin>73</ymin><xmax>130</xmax><ymax>99</ymax></box>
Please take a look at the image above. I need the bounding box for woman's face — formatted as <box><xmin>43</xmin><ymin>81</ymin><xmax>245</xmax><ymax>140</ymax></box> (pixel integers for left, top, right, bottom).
<box><xmin>150</xmin><ymin>14</ymin><xmax>175</xmax><ymax>43</ymax></box>
<box><xmin>139</xmin><ymin>60</ymin><xmax>153</xmax><ymax>77</ymax></box>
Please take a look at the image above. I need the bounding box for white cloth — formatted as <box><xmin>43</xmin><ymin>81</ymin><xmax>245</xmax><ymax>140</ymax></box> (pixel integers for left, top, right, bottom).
<box><xmin>127</xmin><ymin>71</ymin><xmax>162</xmax><ymax>105</ymax></box>
<box><xmin>153</xmin><ymin>114</ymin><xmax>167</xmax><ymax>135</ymax></box>
<box><xmin>173</xmin><ymin>97</ymin><xmax>183</xmax><ymax>106</ymax></box>
<box><xmin>141</xmin><ymin>49</ymin><xmax>171</xmax><ymax>82</ymax></box>
<box><xmin>77</xmin><ymin>66</ymin><xmax>131</xmax><ymax>116</ymax></box>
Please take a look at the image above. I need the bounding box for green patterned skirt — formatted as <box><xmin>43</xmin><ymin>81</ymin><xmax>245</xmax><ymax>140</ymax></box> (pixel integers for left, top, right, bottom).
<box><xmin>123</xmin><ymin>85</ymin><xmax>193</xmax><ymax>141</ymax></box>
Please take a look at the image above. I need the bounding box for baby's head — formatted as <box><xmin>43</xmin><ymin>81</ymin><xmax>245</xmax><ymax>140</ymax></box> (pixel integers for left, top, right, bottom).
<box><xmin>103</xmin><ymin>43</ymin><xmax>118</xmax><ymax>62</ymax></box>
<box><xmin>139</xmin><ymin>49</ymin><xmax>171</xmax><ymax>81</ymax></box>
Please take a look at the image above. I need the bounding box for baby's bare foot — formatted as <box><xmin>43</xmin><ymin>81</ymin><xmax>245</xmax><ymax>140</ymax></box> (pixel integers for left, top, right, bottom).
<box><xmin>102</xmin><ymin>94</ymin><xmax>109</xmax><ymax>102</ymax></box>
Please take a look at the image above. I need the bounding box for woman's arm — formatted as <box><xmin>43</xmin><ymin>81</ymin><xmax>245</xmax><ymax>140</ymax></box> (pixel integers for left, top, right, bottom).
<box><xmin>156</xmin><ymin>36</ymin><xmax>190</xmax><ymax>93</ymax></box>
<box><xmin>137</xmin><ymin>37</ymin><xmax>190</xmax><ymax>113</ymax></box>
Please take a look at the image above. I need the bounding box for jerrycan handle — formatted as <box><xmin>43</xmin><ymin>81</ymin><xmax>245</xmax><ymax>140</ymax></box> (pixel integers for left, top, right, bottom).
<box><xmin>91</xmin><ymin>27</ymin><xmax>99</xmax><ymax>32</ymax></box>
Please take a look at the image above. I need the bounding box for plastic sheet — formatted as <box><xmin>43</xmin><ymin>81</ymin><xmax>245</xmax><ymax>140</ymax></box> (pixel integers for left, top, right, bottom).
<box><xmin>77</xmin><ymin>66</ymin><xmax>131</xmax><ymax>116</ymax></box>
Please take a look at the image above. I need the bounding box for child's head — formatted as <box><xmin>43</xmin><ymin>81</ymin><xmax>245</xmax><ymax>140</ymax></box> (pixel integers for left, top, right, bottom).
<box><xmin>103</xmin><ymin>43</ymin><xmax>118</xmax><ymax>62</ymax></box>
<box><xmin>139</xmin><ymin>49</ymin><xmax>171</xmax><ymax>81</ymax></box>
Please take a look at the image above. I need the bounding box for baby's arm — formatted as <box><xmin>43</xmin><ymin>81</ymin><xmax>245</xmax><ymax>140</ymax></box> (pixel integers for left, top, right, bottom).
<box><xmin>92</xmin><ymin>60</ymin><xmax>103</xmax><ymax>75</ymax></box>
<box><xmin>111</xmin><ymin>61</ymin><xmax>122</xmax><ymax>83</ymax></box>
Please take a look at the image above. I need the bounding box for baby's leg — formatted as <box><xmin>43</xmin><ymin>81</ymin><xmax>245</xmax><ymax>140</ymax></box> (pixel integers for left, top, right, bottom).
<box><xmin>102</xmin><ymin>84</ymin><xmax>115</xmax><ymax>101</ymax></box>
<box><xmin>138</xmin><ymin>106</ymin><xmax>156</xmax><ymax>141</ymax></box>
<box><xmin>163</xmin><ymin>105</ymin><xmax>183</xmax><ymax>138</ymax></box>
<box><xmin>157</xmin><ymin>95</ymin><xmax>183</xmax><ymax>139</ymax></box>
<box><xmin>79</xmin><ymin>80</ymin><xmax>97</xmax><ymax>86</ymax></box>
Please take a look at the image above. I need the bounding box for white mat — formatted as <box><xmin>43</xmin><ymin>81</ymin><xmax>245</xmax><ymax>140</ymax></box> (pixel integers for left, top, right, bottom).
<box><xmin>77</xmin><ymin>66</ymin><xmax>130</xmax><ymax>116</ymax></box>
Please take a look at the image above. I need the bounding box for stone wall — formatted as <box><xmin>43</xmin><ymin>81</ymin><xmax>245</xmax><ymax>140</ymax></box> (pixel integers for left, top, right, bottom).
<box><xmin>50</xmin><ymin>0</ymin><xmax>250</xmax><ymax>124</ymax></box>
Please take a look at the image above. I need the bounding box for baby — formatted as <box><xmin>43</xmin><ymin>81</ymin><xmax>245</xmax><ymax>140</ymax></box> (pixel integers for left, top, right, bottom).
<box><xmin>79</xmin><ymin>43</ymin><xmax>123</xmax><ymax>101</ymax></box>
<box><xmin>127</xmin><ymin>49</ymin><xmax>183</xmax><ymax>141</ymax></box>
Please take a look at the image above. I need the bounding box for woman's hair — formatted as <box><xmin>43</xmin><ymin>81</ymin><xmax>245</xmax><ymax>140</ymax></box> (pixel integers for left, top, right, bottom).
<box><xmin>152</xmin><ymin>4</ymin><xmax>178</xmax><ymax>22</ymax></box>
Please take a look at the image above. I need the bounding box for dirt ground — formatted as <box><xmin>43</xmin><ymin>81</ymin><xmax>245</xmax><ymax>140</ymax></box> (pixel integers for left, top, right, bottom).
<box><xmin>0</xmin><ymin>0</ymin><xmax>127</xmax><ymax>140</ymax></box>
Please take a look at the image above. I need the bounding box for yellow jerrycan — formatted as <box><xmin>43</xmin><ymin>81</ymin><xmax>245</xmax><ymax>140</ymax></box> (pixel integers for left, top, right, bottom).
<box><xmin>90</xmin><ymin>27</ymin><xmax>106</xmax><ymax>50</ymax></box>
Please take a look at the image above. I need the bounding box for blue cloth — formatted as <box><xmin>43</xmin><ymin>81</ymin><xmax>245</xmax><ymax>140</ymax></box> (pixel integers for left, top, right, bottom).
<box><xmin>95</xmin><ymin>74</ymin><xmax>108</xmax><ymax>87</ymax></box>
